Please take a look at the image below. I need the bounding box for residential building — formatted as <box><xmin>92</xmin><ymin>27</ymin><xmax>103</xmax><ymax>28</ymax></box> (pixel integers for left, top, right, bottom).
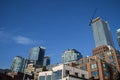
<box><xmin>70</xmin><ymin>45</ymin><xmax>120</xmax><ymax>80</ymax></box>
<box><xmin>38</xmin><ymin>64</ymin><xmax>88</xmax><ymax>80</ymax></box>
<box><xmin>62</xmin><ymin>49</ymin><xmax>83</xmax><ymax>64</ymax></box>
<box><xmin>11</xmin><ymin>56</ymin><xmax>27</xmax><ymax>73</ymax></box>
<box><xmin>91</xmin><ymin>17</ymin><xmax>114</xmax><ymax>47</ymax></box>
<box><xmin>28</xmin><ymin>46</ymin><xmax>45</xmax><ymax>66</ymax></box>
<box><xmin>43</xmin><ymin>56</ymin><xmax>50</xmax><ymax>66</ymax></box>
<box><xmin>117</xmin><ymin>28</ymin><xmax>120</xmax><ymax>47</ymax></box>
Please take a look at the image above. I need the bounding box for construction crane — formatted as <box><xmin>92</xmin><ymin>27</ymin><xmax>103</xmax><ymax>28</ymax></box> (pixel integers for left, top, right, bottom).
<box><xmin>89</xmin><ymin>8</ymin><xmax>97</xmax><ymax>26</ymax></box>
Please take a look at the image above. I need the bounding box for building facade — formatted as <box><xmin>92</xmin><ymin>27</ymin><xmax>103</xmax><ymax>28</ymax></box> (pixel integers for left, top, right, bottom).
<box><xmin>38</xmin><ymin>64</ymin><xmax>88</xmax><ymax>80</ymax></box>
<box><xmin>11</xmin><ymin>56</ymin><xmax>27</xmax><ymax>73</ymax></box>
<box><xmin>28</xmin><ymin>46</ymin><xmax>45</xmax><ymax>66</ymax></box>
<box><xmin>70</xmin><ymin>45</ymin><xmax>120</xmax><ymax>80</ymax></box>
<box><xmin>117</xmin><ymin>28</ymin><xmax>120</xmax><ymax>47</ymax></box>
<box><xmin>91</xmin><ymin>17</ymin><xmax>114</xmax><ymax>47</ymax></box>
<box><xmin>62</xmin><ymin>49</ymin><xmax>83</xmax><ymax>64</ymax></box>
<box><xmin>43</xmin><ymin>56</ymin><xmax>50</xmax><ymax>66</ymax></box>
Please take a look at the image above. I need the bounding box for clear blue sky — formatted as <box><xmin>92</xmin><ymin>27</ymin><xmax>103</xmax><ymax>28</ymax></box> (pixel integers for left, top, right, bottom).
<box><xmin>0</xmin><ymin>0</ymin><xmax>120</xmax><ymax>69</ymax></box>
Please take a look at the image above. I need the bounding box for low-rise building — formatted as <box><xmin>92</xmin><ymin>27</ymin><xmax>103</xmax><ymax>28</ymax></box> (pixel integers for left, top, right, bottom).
<box><xmin>38</xmin><ymin>64</ymin><xmax>88</xmax><ymax>80</ymax></box>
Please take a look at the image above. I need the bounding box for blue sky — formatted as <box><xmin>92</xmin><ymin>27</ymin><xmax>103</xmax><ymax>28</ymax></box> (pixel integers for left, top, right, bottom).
<box><xmin>0</xmin><ymin>0</ymin><xmax>120</xmax><ymax>69</ymax></box>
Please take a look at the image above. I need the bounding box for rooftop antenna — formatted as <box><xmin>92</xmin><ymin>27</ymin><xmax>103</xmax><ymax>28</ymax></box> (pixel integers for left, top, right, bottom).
<box><xmin>89</xmin><ymin>8</ymin><xmax>97</xmax><ymax>26</ymax></box>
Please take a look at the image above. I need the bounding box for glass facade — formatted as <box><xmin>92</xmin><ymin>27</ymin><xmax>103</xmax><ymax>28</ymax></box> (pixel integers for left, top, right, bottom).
<box><xmin>11</xmin><ymin>56</ymin><xmax>27</xmax><ymax>73</ymax></box>
<box><xmin>91</xmin><ymin>17</ymin><xmax>114</xmax><ymax>47</ymax></box>
<box><xmin>28</xmin><ymin>46</ymin><xmax>45</xmax><ymax>66</ymax></box>
<box><xmin>53</xmin><ymin>70</ymin><xmax>62</xmax><ymax>80</ymax></box>
<box><xmin>117</xmin><ymin>29</ymin><xmax>120</xmax><ymax>47</ymax></box>
<box><xmin>62</xmin><ymin>49</ymin><xmax>83</xmax><ymax>63</ymax></box>
<box><xmin>43</xmin><ymin>56</ymin><xmax>50</xmax><ymax>66</ymax></box>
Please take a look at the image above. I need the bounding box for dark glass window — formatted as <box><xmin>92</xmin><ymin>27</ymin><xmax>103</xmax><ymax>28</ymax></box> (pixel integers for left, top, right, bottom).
<box><xmin>75</xmin><ymin>72</ymin><xmax>78</xmax><ymax>77</ymax></box>
<box><xmin>91</xmin><ymin>71</ymin><xmax>98</xmax><ymax>77</ymax></box>
<box><xmin>80</xmin><ymin>66</ymin><xmax>86</xmax><ymax>70</ymax></box>
<box><xmin>39</xmin><ymin>76</ymin><xmax>45</xmax><ymax>80</ymax></box>
<box><xmin>65</xmin><ymin>70</ymin><xmax>69</xmax><ymax>76</ymax></box>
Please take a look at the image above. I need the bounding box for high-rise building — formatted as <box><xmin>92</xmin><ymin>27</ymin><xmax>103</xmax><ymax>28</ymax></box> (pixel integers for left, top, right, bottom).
<box><xmin>117</xmin><ymin>28</ymin><xmax>120</xmax><ymax>47</ymax></box>
<box><xmin>28</xmin><ymin>46</ymin><xmax>45</xmax><ymax>66</ymax></box>
<box><xmin>43</xmin><ymin>56</ymin><xmax>50</xmax><ymax>66</ymax></box>
<box><xmin>62</xmin><ymin>49</ymin><xmax>83</xmax><ymax>63</ymax></box>
<box><xmin>11</xmin><ymin>56</ymin><xmax>27</xmax><ymax>73</ymax></box>
<box><xmin>91</xmin><ymin>17</ymin><xmax>114</xmax><ymax>47</ymax></box>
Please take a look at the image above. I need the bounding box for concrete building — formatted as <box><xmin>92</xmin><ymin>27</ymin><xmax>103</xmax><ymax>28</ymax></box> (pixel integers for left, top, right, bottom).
<box><xmin>117</xmin><ymin>28</ymin><xmax>120</xmax><ymax>47</ymax></box>
<box><xmin>91</xmin><ymin>17</ymin><xmax>114</xmax><ymax>47</ymax></box>
<box><xmin>25</xmin><ymin>63</ymin><xmax>35</xmax><ymax>76</ymax></box>
<box><xmin>11</xmin><ymin>56</ymin><xmax>27</xmax><ymax>73</ymax></box>
<box><xmin>28</xmin><ymin>46</ymin><xmax>45</xmax><ymax>66</ymax></box>
<box><xmin>38</xmin><ymin>64</ymin><xmax>88</xmax><ymax>80</ymax></box>
<box><xmin>62</xmin><ymin>49</ymin><xmax>83</xmax><ymax>64</ymax></box>
<box><xmin>69</xmin><ymin>45</ymin><xmax>120</xmax><ymax>80</ymax></box>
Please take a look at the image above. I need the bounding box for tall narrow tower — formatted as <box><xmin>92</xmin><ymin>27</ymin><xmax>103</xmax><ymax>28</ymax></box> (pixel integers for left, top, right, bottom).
<box><xmin>117</xmin><ymin>28</ymin><xmax>120</xmax><ymax>47</ymax></box>
<box><xmin>91</xmin><ymin>17</ymin><xmax>114</xmax><ymax>47</ymax></box>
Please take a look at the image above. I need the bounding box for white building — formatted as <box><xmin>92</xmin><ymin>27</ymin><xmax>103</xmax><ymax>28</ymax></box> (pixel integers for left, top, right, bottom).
<box><xmin>38</xmin><ymin>64</ymin><xmax>88</xmax><ymax>80</ymax></box>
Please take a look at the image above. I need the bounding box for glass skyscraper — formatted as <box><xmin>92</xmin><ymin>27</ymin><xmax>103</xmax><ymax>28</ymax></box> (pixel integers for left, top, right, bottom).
<box><xmin>117</xmin><ymin>28</ymin><xmax>120</xmax><ymax>47</ymax></box>
<box><xmin>91</xmin><ymin>17</ymin><xmax>114</xmax><ymax>47</ymax></box>
<box><xmin>62</xmin><ymin>49</ymin><xmax>83</xmax><ymax>63</ymax></box>
<box><xmin>43</xmin><ymin>56</ymin><xmax>50</xmax><ymax>66</ymax></box>
<box><xmin>11</xmin><ymin>56</ymin><xmax>27</xmax><ymax>73</ymax></box>
<box><xmin>28</xmin><ymin>46</ymin><xmax>45</xmax><ymax>66</ymax></box>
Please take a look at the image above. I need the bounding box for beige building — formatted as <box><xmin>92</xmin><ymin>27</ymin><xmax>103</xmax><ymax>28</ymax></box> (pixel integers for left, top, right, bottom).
<box><xmin>38</xmin><ymin>64</ymin><xmax>88</xmax><ymax>80</ymax></box>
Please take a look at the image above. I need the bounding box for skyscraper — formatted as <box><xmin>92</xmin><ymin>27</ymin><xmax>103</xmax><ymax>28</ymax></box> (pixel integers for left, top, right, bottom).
<box><xmin>28</xmin><ymin>46</ymin><xmax>45</xmax><ymax>66</ymax></box>
<box><xmin>91</xmin><ymin>17</ymin><xmax>114</xmax><ymax>47</ymax></box>
<box><xmin>43</xmin><ymin>56</ymin><xmax>50</xmax><ymax>66</ymax></box>
<box><xmin>11</xmin><ymin>56</ymin><xmax>27</xmax><ymax>73</ymax></box>
<box><xmin>62</xmin><ymin>49</ymin><xmax>83</xmax><ymax>63</ymax></box>
<box><xmin>117</xmin><ymin>28</ymin><xmax>120</xmax><ymax>47</ymax></box>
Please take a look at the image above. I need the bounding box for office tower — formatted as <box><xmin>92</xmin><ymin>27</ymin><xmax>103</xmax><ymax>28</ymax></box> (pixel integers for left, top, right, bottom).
<box><xmin>91</xmin><ymin>17</ymin><xmax>114</xmax><ymax>47</ymax></box>
<box><xmin>28</xmin><ymin>46</ymin><xmax>45</xmax><ymax>66</ymax></box>
<box><xmin>43</xmin><ymin>56</ymin><xmax>50</xmax><ymax>66</ymax></box>
<box><xmin>62</xmin><ymin>49</ymin><xmax>83</xmax><ymax>63</ymax></box>
<box><xmin>117</xmin><ymin>28</ymin><xmax>120</xmax><ymax>47</ymax></box>
<box><xmin>11</xmin><ymin>56</ymin><xmax>27</xmax><ymax>73</ymax></box>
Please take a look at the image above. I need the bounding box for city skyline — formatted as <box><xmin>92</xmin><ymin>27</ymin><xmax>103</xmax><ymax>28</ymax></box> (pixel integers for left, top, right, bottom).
<box><xmin>0</xmin><ymin>0</ymin><xmax>120</xmax><ymax>69</ymax></box>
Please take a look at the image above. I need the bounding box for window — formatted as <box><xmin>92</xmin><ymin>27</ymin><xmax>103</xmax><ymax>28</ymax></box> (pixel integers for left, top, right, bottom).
<box><xmin>75</xmin><ymin>72</ymin><xmax>78</xmax><ymax>77</ymax></box>
<box><xmin>39</xmin><ymin>76</ymin><xmax>45</xmax><ymax>80</ymax></box>
<box><xmin>80</xmin><ymin>66</ymin><xmax>86</xmax><ymax>70</ymax></box>
<box><xmin>109</xmin><ymin>62</ymin><xmax>115</xmax><ymax>65</ymax></box>
<box><xmin>81</xmin><ymin>74</ymin><xmax>85</xmax><ymax>78</ymax></box>
<box><xmin>91</xmin><ymin>71</ymin><xmax>98</xmax><ymax>77</ymax></box>
<box><xmin>107</xmin><ymin>52</ymin><xmax>112</xmax><ymax>55</ymax></box>
<box><xmin>91</xmin><ymin>63</ymin><xmax>97</xmax><ymax>69</ymax></box>
<box><xmin>104</xmin><ymin>71</ymin><xmax>109</xmax><ymax>76</ymax></box>
<box><xmin>53</xmin><ymin>70</ymin><xmax>62</xmax><ymax>80</ymax></box>
<box><xmin>46</xmin><ymin>75</ymin><xmax>52</xmax><ymax>80</ymax></box>
<box><xmin>65</xmin><ymin>70</ymin><xmax>69</xmax><ymax>76</ymax></box>
<box><xmin>108</xmin><ymin>56</ymin><xmax>113</xmax><ymax>60</ymax></box>
<box><xmin>103</xmin><ymin>63</ymin><xmax>108</xmax><ymax>68</ymax></box>
<box><xmin>99</xmin><ymin>54</ymin><xmax>104</xmax><ymax>59</ymax></box>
